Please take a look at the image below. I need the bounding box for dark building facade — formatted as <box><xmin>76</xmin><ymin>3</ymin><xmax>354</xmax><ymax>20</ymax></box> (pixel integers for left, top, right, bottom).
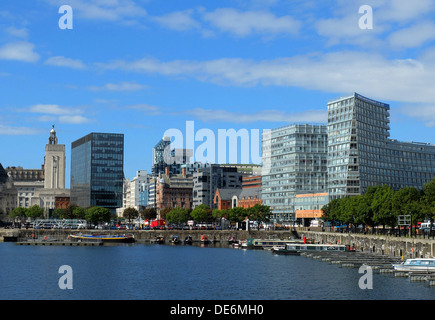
<box><xmin>70</xmin><ymin>133</ymin><xmax>124</xmax><ymax>214</ymax></box>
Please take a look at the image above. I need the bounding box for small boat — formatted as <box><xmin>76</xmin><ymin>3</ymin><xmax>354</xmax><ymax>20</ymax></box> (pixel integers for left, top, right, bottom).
<box><xmin>171</xmin><ymin>235</ymin><xmax>180</xmax><ymax>244</ymax></box>
<box><xmin>152</xmin><ymin>236</ymin><xmax>165</xmax><ymax>244</ymax></box>
<box><xmin>273</xmin><ymin>243</ymin><xmax>354</xmax><ymax>255</ymax></box>
<box><xmin>272</xmin><ymin>247</ymin><xmax>300</xmax><ymax>255</ymax></box>
<box><xmin>69</xmin><ymin>233</ymin><xmax>134</xmax><ymax>243</ymax></box>
<box><xmin>239</xmin><ymin>240</ymin><xmax>248</xmax><ymax>249</ymax></box>
<box><xmin>393</xmin><ymin>258</ymin><xmax>435</xmax><ymax>272</ymax></box>
<box><xmin>200</xmin><ymin>235</ymin><xmax>210</xmax><ymax>244</ymax></box>
<box><xmin>228</xmin><ymin>236</ymin><xmax>237</xmax><ymax>244</ymax></box>
<box><xmin>184</xmin><ymin>235</ymin><xmax>192</xmax><ymax>245</ymax></box>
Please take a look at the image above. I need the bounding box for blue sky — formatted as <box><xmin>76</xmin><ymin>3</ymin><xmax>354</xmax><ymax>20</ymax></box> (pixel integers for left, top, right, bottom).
<box><xmin>1</xmin><ymin>0</ymin><xmax>435</xmax><ymax>187</ymax></box>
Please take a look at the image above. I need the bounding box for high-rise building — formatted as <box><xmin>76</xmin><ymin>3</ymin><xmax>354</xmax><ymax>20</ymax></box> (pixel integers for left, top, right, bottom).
<box><xmin>327</xmin><ymin>93</ymin><xmax>435</xmax><ymax>200</ymax></box>
<box><xmin>261</xmin><ymin>124</ymin><xmax>328</xmax><ymax>222</ymax></box>
<box><xmin>151</xmin><ymin>135</ymin><xmax>194</xmax><ymax>176</ymax></box>
<box><xmin>70</xmin><ymin>132</ymin><xmax>124</xmax><ymax>214</ymax></box>
<box><xmin>193</xmin><ymin>164</ymin><xmax>243</xmax><ymax>209</ymax></box>
<box><xmin>152</xmin><ymin>135</ymin><xmax>172</xmax><ymax>176</ymax></box>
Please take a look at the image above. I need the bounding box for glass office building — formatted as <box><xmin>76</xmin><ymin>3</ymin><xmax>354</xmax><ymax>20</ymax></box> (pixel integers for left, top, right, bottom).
<box><xmin>328</xmin><ymin>93</ymin><xmax>435</xmax><ymax>200</ymax></box>
<box><xmin>71</xmin><ymin>133</ymin><xmax>124</xmax><ymax>213</ymax></box>
<box><xmin>261</xmin><ymin>124</ymin><xmax>328</xmax><ymax>222</ymax></box>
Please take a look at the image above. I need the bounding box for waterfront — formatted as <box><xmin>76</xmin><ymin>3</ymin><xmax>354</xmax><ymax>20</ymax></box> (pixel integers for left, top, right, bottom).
<box><xmin>1</xmin><ymin>242</ymin><xmax>435</xmax><ymax>300</ymax></box>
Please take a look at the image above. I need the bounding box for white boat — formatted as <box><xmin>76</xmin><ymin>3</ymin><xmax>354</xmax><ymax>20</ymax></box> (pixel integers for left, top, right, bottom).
<box><xmin>251</xmin><ymin>238</ymin><xmax>304</xmax><ymax>250</ymax></box>
<box><xmin>392</xmin><ymin>258</ymin><xmax>435</xmax><ymax>272</ymax></box>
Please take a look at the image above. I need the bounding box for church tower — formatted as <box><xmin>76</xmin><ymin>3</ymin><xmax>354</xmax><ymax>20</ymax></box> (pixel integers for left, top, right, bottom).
<box><xmin>44</xmin><ymin>125</ymin><xmax>65</xmax><ymax>189</ymax></box>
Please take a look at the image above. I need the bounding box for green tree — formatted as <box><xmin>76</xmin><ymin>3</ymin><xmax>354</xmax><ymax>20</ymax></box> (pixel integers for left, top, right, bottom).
<box><xmin>248</xmin><ymin>204</ymin><xmax>271</xmax><ymax>225</ymax></box>
<box><xmin>371</xmin><ymin>185</ymin><xmax>394</xmax><ymax>228</ymax></box>
<box><xmin>228</xmin><ymin>207</ymin><xmax>246</xmax><ymax>224</ymax></box>
<box><xmin>10</xmin><ymin>207</ymin><xmax>28</xmax><ymax>222</ymax></box>
<box><xmin>73</xmin><ymin>206</ymin><xmax>86</xmax><ymax>219</ymax></box>
<box><xmin>393</xmin><ymin>187</ymin><xmax>422</xmax><ymax>225</ymax></box>
<box><xmin>141</xmin><ymin>207</ymin><xmax>157</xmax><ymax>221</ymax></box>
<box><xmin>212</xmin><ymin>209</ymin><xmax>228</xmax><ymax>220</ymax></box>
<box><xmin>421</xmin><ymin>178</ymin><xmax>435</xmax><ymax>221</ymax></box>
<box><xmin>190</xmin><ymin>204</ymin><xmax>212</xmax><ymax>223</ymax></box>
<box><xmin>166</xmin><ymin>207</ymin><xmax>190</xmax><ymax>225</ymax></box>
<box><xmin>123</xmin><ymin>207</ymin><xmax>139</xmax><ymax>222</ymax></box>
<box><xmin>26</xmin><ymin>205</ymin><xmax>44</xmax><ymax>219</ymax></box>
<box><xmin>63</xmin><ymin>204</ymin><xmax>79</xmax><ymax>219</ymax></box>
<box><xmin>85</xmin><ymin>207</ymin><xmax>112</xmax><ymax>226</ymax></box>
<box><xmin>52</xmin><ymin>208</ymin><xmax>65</xmax><ymax>219</ymax></box>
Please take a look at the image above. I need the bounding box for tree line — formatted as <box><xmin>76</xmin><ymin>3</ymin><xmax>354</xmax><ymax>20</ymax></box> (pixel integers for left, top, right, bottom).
<box><xmin>9</xmin><ymin>205</ymin><xmax>113</xmax><ymax>226</ymax></box>
<box><xmin>164</xmin><ymin>204</ymin><xmax>272</xmax><ymax>226</ymax></box>
<box><xmin>321</xmin><ymin>178</ymin><xmax>435</xmax><ymax>230</ymax></box>
<box><xmin>9</xmin><ymin>203</ymin><xmax>272</xmax><ymax>227</ymax></box>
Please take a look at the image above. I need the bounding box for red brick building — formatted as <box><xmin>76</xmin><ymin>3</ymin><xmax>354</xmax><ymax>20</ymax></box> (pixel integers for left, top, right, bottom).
<box><xmin>156</xmin><ymin>167</ymin><xmax>193</xmax><ymax>217</ymax></box>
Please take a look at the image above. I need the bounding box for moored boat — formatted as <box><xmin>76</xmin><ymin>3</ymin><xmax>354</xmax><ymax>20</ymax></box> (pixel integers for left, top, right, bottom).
<box><xmin>228</xmin><ymin>236</ymin><xmax>237</xmax><ymax>244</ymax></box>
<box><xmin>69</xmin><ymin>233</ymin><xmax>134</xmax><ymax>243</ymax></box>
<box><xmin>200</xmin><ymin>235</ymin><xmax>210</xmax><ymax>244</ymax></box>
<box><xmin>152</xmin><ymin>236</ymin><xmax>165</xmax><ymax>244</ymax></box>
<box><xmin>252</xmin><ymin>238</ymin><xmax>305</xmax><ymax>250</ymax></box>
<box><xmin>171</xmin><ymin>235</ymin><xmax>180</xmax><ymax>244</ymax></box>
<box><xmin>184</xmin><ymin>235</ymin><xmax>192</xmax><ymax>245</ymax></box>
<box><xmin>272</xmin><ymin>243</ymin><xmax>354</xmax><ymax>255</ymax></box>
<box><xmin>392</xmin><ymin>258</ymin><xmax>435</xmax><ymax>272</ymax></box>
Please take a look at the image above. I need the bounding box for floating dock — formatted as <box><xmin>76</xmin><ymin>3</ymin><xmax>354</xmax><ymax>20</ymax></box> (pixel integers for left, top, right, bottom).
<box><xmin>299</xmin><ymin>249</ymin><xmax>435</xmax><ymax>287</ymax></box>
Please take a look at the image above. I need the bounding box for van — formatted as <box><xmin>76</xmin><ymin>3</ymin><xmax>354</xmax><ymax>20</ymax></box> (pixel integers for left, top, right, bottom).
<box><xmin>420</xmin><ymin>222</ymin><xmax>435</xmax><ymax>231</ymax></box>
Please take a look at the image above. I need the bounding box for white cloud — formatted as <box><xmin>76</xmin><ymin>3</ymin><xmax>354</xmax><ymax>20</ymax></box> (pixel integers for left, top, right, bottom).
<box><xmin>388</xmin><ymin>22</ymin><xmax>435</xmax><ymax>48</ymax></box>
<box><xmin>153</xmin><ymin>10</ymin><xmax>200</xmax><ymax>31</ymax></box>
<box><xmin>397</xmin><ymin>104</ymin><xmax>435</xmax><ymax>127</ymax></box>
<box><xmin>27</xmin><ymin>104</ymin><xmax>91</xmax><ymax>124</ymax></box>
<box><xmin>59</xmin><ymin>115</ymin><xmax>91</xmax><ymax>124</ymax></box>
<box><xmin>99</xmin><ymin>50</ymin><xmax>435</xmax><ymax>105</ymax></box>
<box><xmin>88</xmin><ymin>82</ymin><xmax>148</xmax><ymax>91</ymax></box>
<box><xmin>45</xmin><ymin>56</ymin><xmax>87</xmax><ymax>69</ymax></box>
<box><xmin>185</xmin><ymin>108</ymin><xmax>327</xmax><ymax>123</ymax></box>
<box><xmin>0</xmin><ymin>125</ymin><xmax>43</xmax><ymax>135</ymax></box>
<box><xmin>202</xmin><ymin>8</ymin><xmax>300</xmax><ymax>36</ymax></box>
<box><xmin>5</xmin><ymin>26</ymin><xmax>28</xmax><ymax>38</ymax></box>
<box><xmin>0</xmin><ymin>41</ymin><xmax>39</xmax><ymax>62</ymax></box>
<box><xmin>29</xmin><ymin>104</ymin><xmax>79</xmax><ymax>115</ymax></box>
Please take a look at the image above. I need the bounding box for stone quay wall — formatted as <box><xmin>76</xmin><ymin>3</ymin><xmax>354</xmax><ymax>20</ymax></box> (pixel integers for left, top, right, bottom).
<box><xmin>305</xmin><ymin>230</ymin><xmax>435</xmax><ymax>259</ymax></box>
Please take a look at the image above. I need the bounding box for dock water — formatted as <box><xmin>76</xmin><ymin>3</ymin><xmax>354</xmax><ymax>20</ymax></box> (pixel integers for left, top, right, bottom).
<box><xmin>299</xmin><ymin>250</ymin><xmax>435</xmax><ymax>287</ymax></box>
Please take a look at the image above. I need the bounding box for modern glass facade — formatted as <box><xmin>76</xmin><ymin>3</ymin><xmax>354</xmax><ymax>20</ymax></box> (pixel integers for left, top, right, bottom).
<box><xmin>71</xmin><ymin>133</ymin><xmax>124</xmax><ymax>213</ymax></box>
<box><xmin>261</xmin><ymin>124</ymin><xmax>328</xmax><ymax>222</ymax></box>
<box><xmin>328</xmin><ymin>93</ymin><xmax>435</xmax><ymax>200</ymax></box>
<box><xmin>152</xmin><ymin>136</ymin><xmax>171</xmax><ymax>176</ymax></box>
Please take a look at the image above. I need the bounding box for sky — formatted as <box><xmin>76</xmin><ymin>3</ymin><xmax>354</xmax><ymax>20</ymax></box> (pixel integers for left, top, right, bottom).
<box><xmin>1</xmin><ymin>0</ymin><xmax>435</xmax><ymax>188</ymax></box>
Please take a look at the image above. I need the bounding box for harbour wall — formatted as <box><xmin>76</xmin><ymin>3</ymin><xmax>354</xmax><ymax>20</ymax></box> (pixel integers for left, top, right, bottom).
<box><xmin>2</xmin><ymin>228</ymin><xmax>435</xmax><ymax>258</ymax></box>
<box><xmin>306</xmin><ymin>231</ymin><xmax>435</xmax><ymax>259</ymax></box>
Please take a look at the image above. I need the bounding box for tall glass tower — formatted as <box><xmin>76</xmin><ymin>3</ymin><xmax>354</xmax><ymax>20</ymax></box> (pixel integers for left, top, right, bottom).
<box><xmin>261</xmin><ymin>124</ymin><xmax>328</xmax><ymax>222</ymax></box>
<box><xmin>327</xmin><ymin>93</ymin><xmax>435</xmax><ymax>200</ymax></box>
<box><xmin>71</xmin><ymin>133</ymin><xmax>124</xmax><ymax>213</ymax></box>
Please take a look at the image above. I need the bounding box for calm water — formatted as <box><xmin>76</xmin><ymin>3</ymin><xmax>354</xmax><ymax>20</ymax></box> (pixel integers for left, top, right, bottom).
<box><xmin>1</xmin><ymin>242</ymin><xmax>435</xmax><ymax>300</ymax></box>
